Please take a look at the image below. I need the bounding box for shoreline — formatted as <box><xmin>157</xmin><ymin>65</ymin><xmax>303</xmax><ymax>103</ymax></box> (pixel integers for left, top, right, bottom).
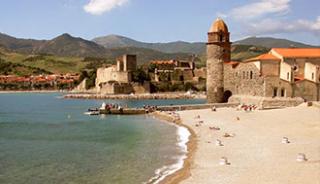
<box><xmin>0</xmin><ymin>90</ymin><xmax>65</xmax><ymax>94</ymax></box>
<box><xmin>64</xmin><ymin>92</ymin><xmax>206</xmax><ymax>100</ymax></box>
<box><xmin>151</xmin><ymin>111</ymin><xmax>197</xmax><ymax>184</ymax></box>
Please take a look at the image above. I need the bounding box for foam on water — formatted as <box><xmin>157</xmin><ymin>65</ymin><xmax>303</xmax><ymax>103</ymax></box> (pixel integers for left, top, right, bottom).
<box><xmin>145</xmin><ymin>125</ymin><xmax>191</xmax><ymax>184</ymax></box>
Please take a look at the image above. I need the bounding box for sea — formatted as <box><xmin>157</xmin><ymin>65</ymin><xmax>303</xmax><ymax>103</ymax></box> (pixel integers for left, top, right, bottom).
<box><xmin>0</xmin><ymin>93</ymin><xmax>205</xmax><ymax>184</ymax></box>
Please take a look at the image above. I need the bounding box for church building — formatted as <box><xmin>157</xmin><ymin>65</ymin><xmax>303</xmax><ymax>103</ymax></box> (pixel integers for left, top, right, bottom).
<box><xmin>206</xmin><ymin>18</ymin><xmax>320</xmax><ymax>108</ymax></box>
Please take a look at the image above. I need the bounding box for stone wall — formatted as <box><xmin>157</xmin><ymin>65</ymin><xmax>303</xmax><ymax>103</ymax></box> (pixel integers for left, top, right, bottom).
<box><xmin>229</xmin><ymin>95</ymin><xmax>304</xmax><ymax>109</ymax></box>
<box><xmin>224</xmin><ymin>62</ymin><xmax>264</xmax><ymax>97</ymax></box>
<box><xmin>123</xmin><ymin>55</ymin><xmax>137</xmax><ymax>72</ymax></box>
<box><xmin>207</xmin><ymin>44</ymin><xmax>224</xmax><ymax>103</ymax></box>
<box><xmin>100</xmin><ymin>82</ymin><xmax>133</xmax><ymax>95</ymax></box>
<box><xmin>96</xmin><ymin>67</ymin><xmax>131</xmax><ymax>90</ymax></box>
<box><xmin>132</xmin><ymin>82</ymin><xmax>151</xmax><ymax>94</ymax></box>
<box><xmin>194</xmin><ymin>68</ymin><xmax>206</xmax><ymax>79</ymax></box>
<box><xmin>261</xmin><ymin>61</ymin><xmax>279</xmax><ymax>76</ymax></box>
<box><xmin>294</xmin><ymin>80</ymin><xmax>319</xmax><ymax>101</ymax></box>
<box><xmin>264</xmin><ymin>77</ymin><xmax>293</xmax><ymax>97</ymax></box>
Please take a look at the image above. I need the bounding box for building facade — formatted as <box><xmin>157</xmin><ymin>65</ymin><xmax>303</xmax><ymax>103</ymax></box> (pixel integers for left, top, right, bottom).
<box><xmin>206</xmin><ymin>18</ymin><xmax>320</xmax><ymax>107</ymax></box>
<box><xmin>150</xmin><ymin>59</ymin><xmax>198</xmax><ymax>82</ymax></box>
<box><xmin>224</xmin><ymin>48</ymin><xmax>320</xmax><ymax>103</ymax></box>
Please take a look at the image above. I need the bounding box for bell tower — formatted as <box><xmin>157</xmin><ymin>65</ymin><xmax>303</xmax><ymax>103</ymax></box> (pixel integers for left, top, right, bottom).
<box><xmin>206</xmin><ymin>18</ymin><xmax>231</xmax><ymax>103</ymax></box>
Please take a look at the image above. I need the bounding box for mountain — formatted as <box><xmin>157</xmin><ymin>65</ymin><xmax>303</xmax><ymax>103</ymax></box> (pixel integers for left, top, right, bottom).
<box><xmin>0</xmin><ymin>33</ymin><xmax>45</xmax><ymax>53</ymax></box>
<box><xmin>1</xmin><ymin>32</ymin><xmax>318</xmax><ymax>67</ymax></box>
<box><xmin>93</xmin><ymin>35</ymin><xmax>205</xmax><ymax>54</ymax></box>
<box><xmin>94</xmin><ymin>35</ymin><xmax>318</xmax><ymax>55</ymax></box>
<box><xmin>0</xmin><ymin>33</ymin><xmax>106</xmax><ymax>57</ymax></box>
<box><xmin>0</xmin><ymin>33</ymin><xmax>191</xmax><ymax>65</ymax></box>
<box><xmin>34</xmin><ymin>33</ymin><xmax>107</xmax><ymax>57</ymax></box>
<box><xmin>234</xmin><ymin>36</ymin><xmax>317</xmax><ymax>48</ymax></box>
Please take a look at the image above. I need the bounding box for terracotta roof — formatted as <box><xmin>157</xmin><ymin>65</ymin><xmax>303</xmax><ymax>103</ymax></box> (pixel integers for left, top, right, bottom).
<box><xmin>224</xmin><ymin>61</ymin><xmax>239</xmax><ymax>68</ymax></box>
<box><xmin>209</xmin><ymin>18</ymin><xmax>228</xmax><ymax>33</ymax></box>
<box><xmin>151</xmin><ymin>60</ymin><xmax>176</xmax><ymax>65</ymax></box>
<box><xmin>272</xmin><ymin>48</ymin><xmax>320</xmax><ymax>58</ymax></box>
<box><xmin>294</xmin><ymin>76</ymin><xmax>304</xmax><ymax>82</ymax></box>
<box><xmin>245</xmin><ymin>53</ymin><xmax>281</xmax><ymax>62</ymax></box>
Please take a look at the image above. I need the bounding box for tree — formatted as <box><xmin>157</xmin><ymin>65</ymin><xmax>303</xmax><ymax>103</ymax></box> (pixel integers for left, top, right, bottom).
<box><xmin>132</xmin><ymin>68</ymin><xmax>150</xmax><ymax>84</ymax></box>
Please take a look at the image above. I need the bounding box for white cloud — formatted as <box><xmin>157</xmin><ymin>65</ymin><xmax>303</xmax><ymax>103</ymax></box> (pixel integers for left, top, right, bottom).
<box><xmin>229</xmin><ymin>0</ymin><xmax>291</xmax><ymax>20</ymax></box>
<box><xmin>84</xmin><ymin>0</ymin><xmax>128</xmax><ymax>15</ymax></box>
<box><xmin>247</xmin><ymin>16</ymin><xmax>320</xmax><ymax>36</ymax></box>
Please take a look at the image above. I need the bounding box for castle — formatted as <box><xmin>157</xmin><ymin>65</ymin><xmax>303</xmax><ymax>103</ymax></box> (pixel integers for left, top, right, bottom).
<box><xmin>206</xmin><ymin>18</ymin><xmax>320</xmax><ymax>107</ymax></box>
<box><xmin>95</xmin><ymin>54</ymin><xmax>149</xmax><ymax>94</ymax></box>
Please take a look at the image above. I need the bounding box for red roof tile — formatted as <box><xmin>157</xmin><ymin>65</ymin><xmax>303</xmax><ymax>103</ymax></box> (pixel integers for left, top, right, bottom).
<box><xmin>272</xmin><ymin>48</ymin><xmax>320</xmax><ymax>58</ymax></box>
<box><xmin>245</xmin><ymin>53</ymin><xmax>281</xmax><ymax>62</ymax></box>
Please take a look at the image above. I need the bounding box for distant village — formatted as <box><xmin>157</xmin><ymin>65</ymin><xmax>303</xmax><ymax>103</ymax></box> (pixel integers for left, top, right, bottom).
<box><xmin>0</xmin><ymin>74</ymin><xmax>80</xmax><ymax>90</ymax></box>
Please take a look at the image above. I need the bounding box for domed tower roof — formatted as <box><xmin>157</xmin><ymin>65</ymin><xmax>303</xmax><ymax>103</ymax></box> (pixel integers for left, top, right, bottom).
<box><xmin>209</xmin><ymin>18</ymin><xmax>229</xmax><ymax>33</ymax></box>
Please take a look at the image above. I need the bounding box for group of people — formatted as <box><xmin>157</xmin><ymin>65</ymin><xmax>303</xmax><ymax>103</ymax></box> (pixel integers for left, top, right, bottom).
<box><xmin>100</xmin><ymin>102</ymin><xmax>125</xmax><ymax>111</ymax></box>
<box><xmin>143</xmin><ymin>105</ymin><xmax>158</xmax><ymax>113</ymax></box>
<box><xmin>237</xmin><ymin>104</ymin><xmax>258</xmax><ymax>112</ymax></box>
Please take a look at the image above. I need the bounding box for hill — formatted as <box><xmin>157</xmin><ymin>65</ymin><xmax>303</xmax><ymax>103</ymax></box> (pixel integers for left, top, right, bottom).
<box><xmin>1</xmin><ymin>33</ymin><xmax>318</xmax><ymax>73</ymax></box>
<box><xmin>93</xmin><ymin>34</ymin><xmax>205</xmax><ymax>54</ymax></box>
<box><xmin>34</xmin><ymin>33</ymin><xmax>107</xmax><ymax>57</ymax></box>
<box><xmin>0</xmin><ymin>33</ymin><xmax>192</xmax><ymax>65</ymax></box>
<box><xmin>0</xmin><ymin>33</ymin><xmax>45</xmax><ymax>53</ymax></box>
<box><xmin>234</xmin><ymin>36</ymin><xmax>317</xmax><ymax>48</ymax></box>
<box><xmin>93</xmin><ymin>35</ymin><xmax>318</xmax><ymax>55</ymax></box>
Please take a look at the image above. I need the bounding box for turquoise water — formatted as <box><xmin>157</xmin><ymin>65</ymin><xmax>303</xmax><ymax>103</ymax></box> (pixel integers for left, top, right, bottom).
<box><xmin>0</xmin><ymin>93</ymin><xmax>205</xmax><ymax>184</ymax></box>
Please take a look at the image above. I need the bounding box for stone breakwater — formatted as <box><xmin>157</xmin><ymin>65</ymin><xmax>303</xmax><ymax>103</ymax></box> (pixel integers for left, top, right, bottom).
<box><xmin>63</xmin><ymin>93</ymin><xmax>206</xmax><ymax>100</ymax></box>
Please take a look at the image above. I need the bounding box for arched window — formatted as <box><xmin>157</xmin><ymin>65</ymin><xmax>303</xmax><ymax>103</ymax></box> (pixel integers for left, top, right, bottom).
<box><xmin>281</xmin><ymin>88</ymin><xmax>286</xmax><ymax>97</ymax></box>
<box><xmin>250</xmin><ymin>71</ymin><xmax>253</xmax><ymax>79</ymax></box>
<box><xmin>243</xmin><ymin>71</ymin><xmax>245</xmax><ymax>79</ymax></box>
<box><xmin>273</xmin><ymin>87</ymin><xmax>278</xmax><ymax>97</ymax></box>
<box><xmin>219</xmin><ymin>35</ymin><xmax>223</xmax><ymax>42</ymax></box>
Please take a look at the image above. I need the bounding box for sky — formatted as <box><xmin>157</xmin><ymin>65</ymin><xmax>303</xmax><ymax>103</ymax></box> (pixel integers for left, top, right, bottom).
<box><xmin>0</xmin><ymin>0</ymin><xmax>319</xmax><ymax>45</ymax></box>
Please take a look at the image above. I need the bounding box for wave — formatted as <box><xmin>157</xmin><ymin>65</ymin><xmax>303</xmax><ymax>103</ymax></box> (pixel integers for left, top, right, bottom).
<box><xmin>145</xmin><ymin>125</ymin><xmax>190</xmax><ymax>184</ymax></box>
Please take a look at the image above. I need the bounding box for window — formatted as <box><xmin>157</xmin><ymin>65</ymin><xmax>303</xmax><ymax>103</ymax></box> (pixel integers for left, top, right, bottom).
<box><xmin>312</xmin><ymin>72</ymin><xmax>314</xmax><ymax>80</ymax></box>
<box><xmin>219</xmin><ymin>34</ymin><xmax>223</xmax><ymax>42</ymax></box>
<box><xmin>273</xmin><ymin>87</ymin><xmax>278</xmax><ymax>97</ymax></box>
<box><xmin>243</xmin><ymin>71</ymin><xmax>245</xmax><ymax>79</ymax></box>
<box><xmin>250</xmin><ymin>71</ymin><xmax>253</xmax><ymax>79</ymax></box>
<box><xmin>281</xmin><ymin>88</ymin><xmax>286</xmax><ymax>97</ymax></box>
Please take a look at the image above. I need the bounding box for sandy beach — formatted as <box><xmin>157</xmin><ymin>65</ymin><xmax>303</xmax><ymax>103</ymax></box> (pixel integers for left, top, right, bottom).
<box><xmin>162</xmin><ymin>104</ymin><xmax>320</xmax><ymax>184</ymax></box>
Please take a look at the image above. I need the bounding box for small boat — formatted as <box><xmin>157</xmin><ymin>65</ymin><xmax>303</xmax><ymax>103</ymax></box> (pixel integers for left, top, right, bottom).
<box><xmin>84</xmin><ymin>111</ymin><xmax>100</xmax><ymax>115</ymax></box>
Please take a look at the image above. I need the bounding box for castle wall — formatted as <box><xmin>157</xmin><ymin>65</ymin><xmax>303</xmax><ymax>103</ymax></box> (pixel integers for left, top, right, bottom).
<box><xmin>96</xmin><ymin>67</ymin><xmax>131</xmax><ymax>90</ymax></box>
<box><xmin>194</xmin><ymin>68</ymin><xmax>206</xmax><ymax>79</ymax></box>
<box><xmin>132</xmin><ymin>82</ymin><xmax>150</xmax><ymax>94</ymax></box>
<box><xmin>100</xmin><ymin>83</ymin><xmax>133</xmax><ymax>95</ymax></box>
<box><xmin>123</xmin><ymin>55</ymin><xmax>137</xmax><ymax>72</ymax></box>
